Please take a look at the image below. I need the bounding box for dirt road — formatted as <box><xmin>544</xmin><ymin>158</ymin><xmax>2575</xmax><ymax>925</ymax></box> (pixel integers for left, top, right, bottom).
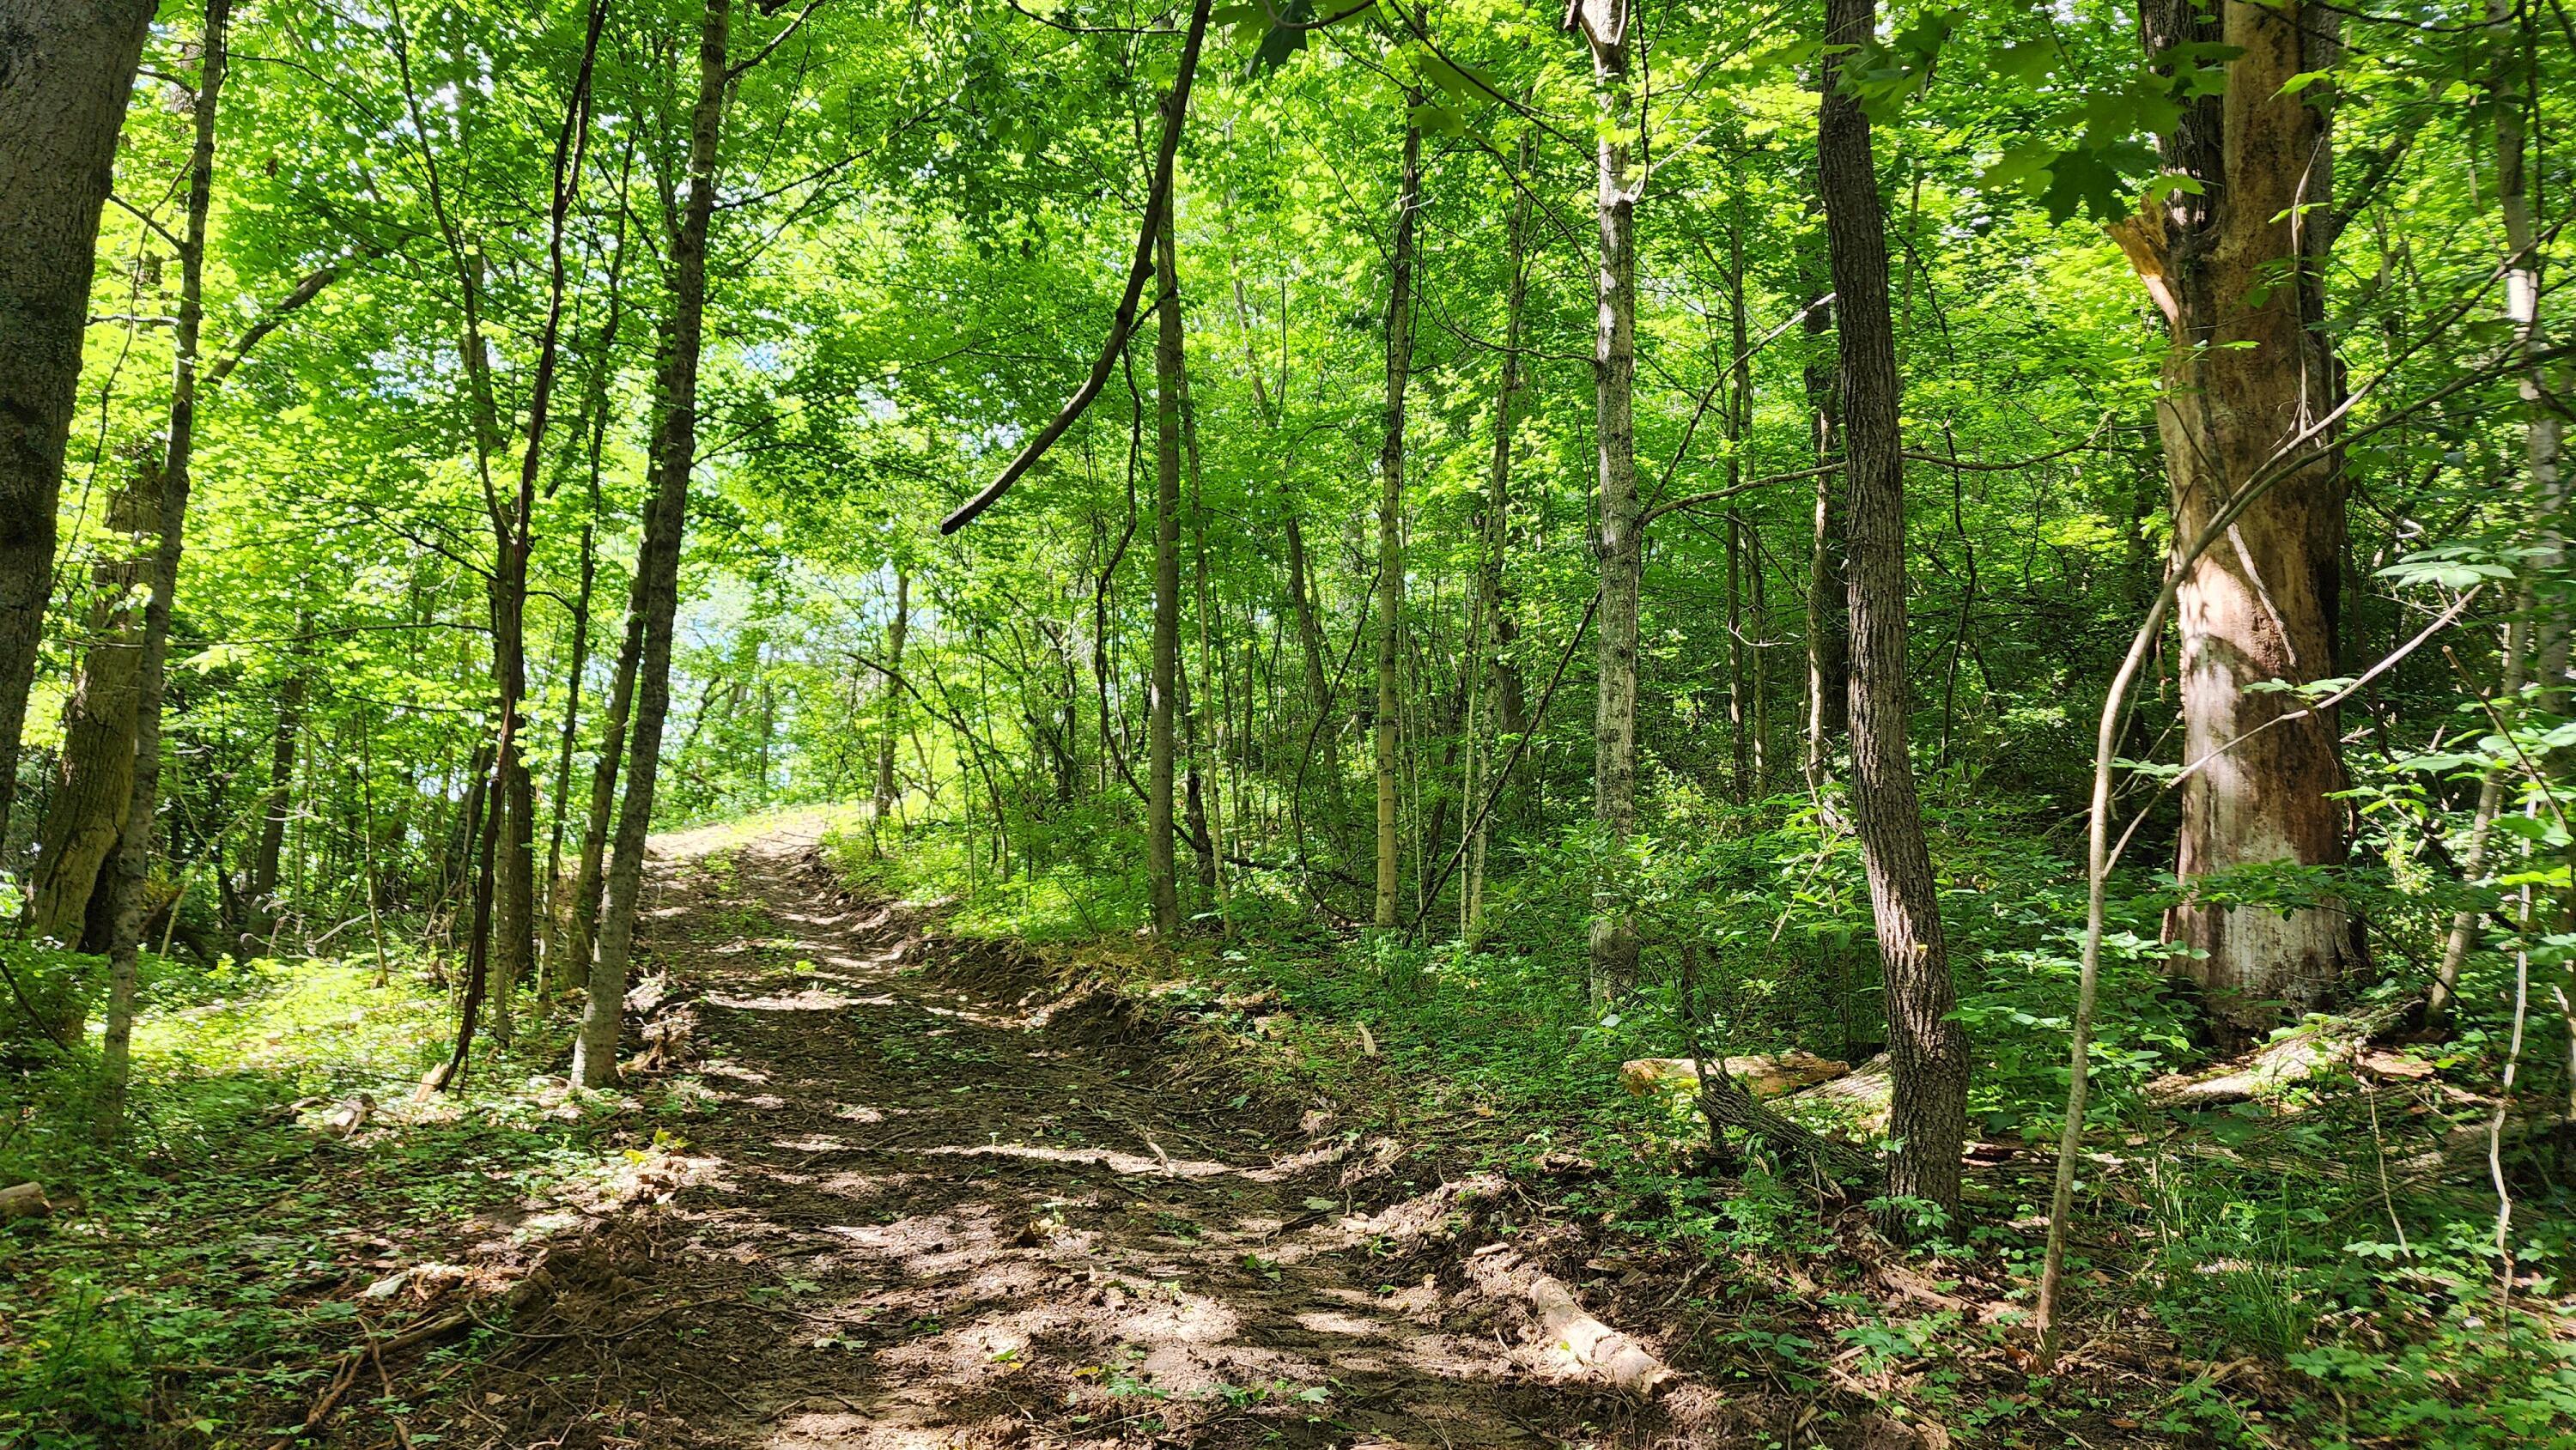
<box><xmin>436</xmin><ymin>826</ymin><xmax>1652</xmax><ymax>1449</ymax></box>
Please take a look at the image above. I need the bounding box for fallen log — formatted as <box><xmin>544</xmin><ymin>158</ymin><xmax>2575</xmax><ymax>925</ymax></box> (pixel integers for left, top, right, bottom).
<box><xmin>0</xmin><ymin>1182</ymin><xmax>52</xmax><ymax>1219</ymax></box>
<box><xmin>1466</xmin><ymin>1246</ymin><xmax>1674</xmax><ymax>1396</ymax></box>
<box><xmin>2146</xmin><ymin>998</ymin><xmax>2416</xmax><ymax>1108</ymax></box>
<box><xmin>1698</xmin><ymin>1068</ymin><xmax>1876</xmax><ymax>1182</ymax></box>
<box><xmin>1620</xmin><ymin>1050</ymin><xmax>1850</xmax><ymax>1101</ymax></box>
<box><xmin>1781</xmin><ymin>1052</ymin><xmax>1893</xmax><ymax>1139</ymax></box>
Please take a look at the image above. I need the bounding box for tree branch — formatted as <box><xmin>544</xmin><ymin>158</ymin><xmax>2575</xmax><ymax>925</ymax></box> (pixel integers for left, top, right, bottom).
<box><xmin>939</xmin><ymin>0</ymin><xmax>1215</xmax><ymax>535</ymax></box>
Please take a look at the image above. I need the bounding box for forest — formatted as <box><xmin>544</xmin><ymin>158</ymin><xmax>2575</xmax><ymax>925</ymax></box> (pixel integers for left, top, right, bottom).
<box><xmin>1</xmin><ymin>0</ymin><xmax>2570</xmax><ymax>1444</ymax></box>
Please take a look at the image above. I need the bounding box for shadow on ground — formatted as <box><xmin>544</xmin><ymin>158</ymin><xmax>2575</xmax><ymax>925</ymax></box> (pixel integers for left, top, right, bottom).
<box><xmin>418</xmin><ymin>826</ymin><xmax>1708</xmax><ymax>1450</ymax></box>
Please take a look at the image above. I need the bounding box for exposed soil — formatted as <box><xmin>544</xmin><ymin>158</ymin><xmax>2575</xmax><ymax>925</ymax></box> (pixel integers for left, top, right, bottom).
<box><xmin>404</xmin><ymin>824</ymin><xmax>1733</xmax><ymax>1449</ymax></box>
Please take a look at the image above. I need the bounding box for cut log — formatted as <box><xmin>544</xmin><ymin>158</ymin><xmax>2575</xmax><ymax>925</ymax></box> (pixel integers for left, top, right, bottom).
<box><xmin>1782</xmin><ymin>1051</ymin><xmax>1893</xmax><ymax>1138</ymax></box>
<box><xmin>1620</xmin><ymin>1050</ymin><xmax>1850</xmax><ymax>1101</ymax></box>
<box><xmin>0</xmin><ymin>1182</ymin><xmax>52</xmax><ymax>1219</ymax></box>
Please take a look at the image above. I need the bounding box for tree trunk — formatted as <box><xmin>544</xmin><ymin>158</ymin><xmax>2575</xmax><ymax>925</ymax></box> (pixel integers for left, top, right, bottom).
<box><xmin>572</xmin><ymin>0</ymin><xmax>730</xmax><ymax>1089</ymax></box>
<box><xmin>1725</xmin><ymin>173</ymin><xmax>1759</xmax><ymax>799</ymax></box>
<box><xmin>1820</xmin><ymin>0</ymin><xmax>1968</xmax><ymax>1224</ymax></box>
<box><xmin>565</xmin><ymin>506</ymin><xmax>650</xmax><ymax>989</ymax></box>
<box><xmin>1148</xmin><ymin>216</ymin><xmax>1185</xmax><ymax>937</ymax></box>
<box><xmin>27</xmin><ymin>478</ymin><xmax>152</xmax><ymax>950</ymax></box>
<box><xmin>97</xmin><ymin>0</ymin><xmax>229</xmax><ymax>1139</ymax></box>
<box><xmin>2121</xmin><ymin>0</ymin><xmax>2355</xmax><ymax>1034</ymax></box>
<box><xmin>1800</xmin><ymin>203</ymin><xmax>1846</xmax><ymax>784</ymax></box>
<box><xmin>544</xmin><ymin>529</ymin><xmax>597</xmax><ymax>990</ymax></box>
<box><xmin>1373</xmin><ymin>120</ymin><xmax>1423</xmax><ymax>930</ymax></box>
<box><xmin>1576</xmin><ymin>0</ymin><xmax>1640</xmax><ymax>991</ymax></box>
<box><xmin>874</xmin><ymin>569</ymin><xmax>910</xmax><ymax>826</ymax></box>
<box><xmin>246</xmin><ymin>664</ymin><xmax>304</xmax><ymax>940</ymax></box>
<box><xmin>478</xmin><ymin>0</ymin><xmax>599</xmax><ymax>1053</ymax></box>
<box><xmin>542</xmin><ymin>134</ymin><xmax>629</xmax><ymax>989</ymax></box>
<box><xmin>0</xmin><ymin>0</ymin><xmax>157</xmax><ymax>847</ymax></box>
<box><xmin>1467</xmin><ymin>135</ymin><xmax>1534</xmax><ymax>939</ymax></box>
<box><xmin>1180</xmin><ymin>337</ymin><xmax>1224</xmax><ymax>913</ymax></box>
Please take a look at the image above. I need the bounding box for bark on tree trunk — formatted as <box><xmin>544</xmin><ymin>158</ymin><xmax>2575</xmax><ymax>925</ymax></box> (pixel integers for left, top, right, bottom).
<box><xmin>1373</xmin><ymin>120</ymin><xmax>1423</xmax><ymax>930</ymax></box>
<box><xmin>2122</xmin><ymin>0</ymin><xmax>2356</xmax><ymax>1034</ymax></box>
<box><xmin>1725</xmin><ymin>173</ymin><xmax>1759</xmax><ymax>800</ymax></box>
<box><xmin>543</xmin><ymin>179</ymin><xmax>629</xmax><ymax>983</ymax></box>
<box><xmin>1800</xmin><ymin>203</ymin><xmax>1846</xmax><ymax>785</ymax></box>
<box><xmin>1820</xmin><ymin>0</ymin><xmax>1968</xmax><ymax>1225</ymax></box>
<box><xmin>544</xmin><ymin>526</ymin><xmax>597</xmax><ymax>988</ymax></box>
<box><xmin>1467</xmin><ymin>135</ymin><xmax>1534</xmax><ymax>940</ymax></box>
<box><xmin>27</xmin><ymin>478</ymin><xmax>151</xmax><ymax>951</ymax></box>
<box><xmin>246</xmin><ymin>664</ymin><xmax>304</xmax><ymax>940</ymax></box>
<box><xmin>1577</xmin><ymin>0</ymin><xmax>1640</xmax><ymax>992</ymax></box>
<box><xmin>96</xmin><ymin>0</ymin><xmax>229</xmax><ymax>1139</ymax></box>
<box><xmin>1180</xmin><ymin>340</ymin><xmax>1224</xmax><ymax>913</ymax></box>
<box><xmin>0</xmin><ymin>0</ymin><xmax>158</xmax><ymax>848</ymax></box>
<box><xmin>478</xmin><ymin>0</ymin><xmax>600</xmax><ymax>1051</ymax></box>
<box><xmin>572</xmin><ymin>0</ymin><xmax>730</xmax><ymax>1089</ymax></box>
<box><xmin>565</xmin><ymin>504</ymin><xmax>651</xmax><ymax>989</ymax></box>
<box><xmin>1148</xmin><ymin>217</ymin><xmax>1185</xmax><ymax>937</ymax></box>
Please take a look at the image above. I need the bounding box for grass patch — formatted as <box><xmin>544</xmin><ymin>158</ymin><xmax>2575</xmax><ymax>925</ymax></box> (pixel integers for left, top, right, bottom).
<box><xmin>0</xmin><ymin>951</ymin><xmax>658</xmax><ymax>1448</ymax></box>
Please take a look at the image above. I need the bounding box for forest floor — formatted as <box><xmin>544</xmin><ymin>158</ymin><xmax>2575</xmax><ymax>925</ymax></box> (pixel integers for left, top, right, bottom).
<box><xmin>392</xmin><ymin>820</ymin><xmax>1773</xmax><ymax>1450</ymax></box>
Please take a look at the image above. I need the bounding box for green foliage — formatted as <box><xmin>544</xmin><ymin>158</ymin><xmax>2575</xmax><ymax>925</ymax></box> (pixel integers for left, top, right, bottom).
<box><xmin>12</xmin><ymin>0</ymin><xmax>2573</xmax><ymax>1441</ymax></box>
<box><xmin>0</xmin><ymin>954</ymin><xmax>642</xmax><ymax>1447</ymax></box>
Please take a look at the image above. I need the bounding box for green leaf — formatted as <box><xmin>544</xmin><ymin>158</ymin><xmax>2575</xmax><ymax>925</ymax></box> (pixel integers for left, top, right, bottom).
<box><xmin>2037</xmin><ymin>146</ymin><xmax>2131</xmax><ymax>224</ymax></box>
<box><xmin>1977</xmin><ymin>142</ymin><xmax>2055</xmax><ymax>195</ymax></box>
<box><xmin>1990</xmin><ymin>39</ymin><xmax>2057</xmax><ymax>86</ymax></box>
<box><xmin>1407</xmin><ymin>100</ymin><xmax>1466</xmax><ymax>137</ymax></box>
<box><xmin>1245</xmin><ymin>0</ymin><xmax>1314</xmax><ymax>80</ymax></box>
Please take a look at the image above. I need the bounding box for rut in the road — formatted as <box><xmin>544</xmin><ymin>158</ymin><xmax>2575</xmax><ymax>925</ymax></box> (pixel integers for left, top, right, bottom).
<box><xmin>438</xmin><ymin>828</ymin><xmax>1698</xmax><ymax>1450</ymax></box>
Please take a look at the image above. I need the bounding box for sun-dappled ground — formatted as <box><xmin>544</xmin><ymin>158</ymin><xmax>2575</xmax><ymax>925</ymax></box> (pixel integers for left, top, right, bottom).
<box><xmin>409</xmin><ymin>821</ymin><xmax>1679</xmax><ymax>1449</ymax></box>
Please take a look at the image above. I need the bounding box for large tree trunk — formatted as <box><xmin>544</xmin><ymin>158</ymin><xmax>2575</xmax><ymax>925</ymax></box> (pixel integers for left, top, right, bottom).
<box><xmin>1820</xmin><ymin>0</ymin><xmax>1967</xmax><ymax>1224</ymax></box>
<box><xmin>1576</xmin><ymin>0</ymin><xmax>1640</xmax><ymax>992</ymax></box>
<box><xmin>1148</xmin><ymin>217</ymin><xmax>1186</xmax><ymax>937</ymax></box>
<box><xmin>97</xmin><ymin>0</ymin><xmax>229</xmax><ymax>1139</ymax></box>
<box><xmin>571</xmin><ymin>0</ymin><xmax>730</xmax><ymax>1089</ymax></box>
<box><xmin>2122</xmin><ymin>0</ymin><xmax>2355</xmax><ymax>1034</ymax></box>
<box><xmin>1372</xmin><ymin>121</ymin><xmax>1423</xmax><ymax>930</ymax></box>
<box><xmin>27</xmin><ymin>480</ymin><xmax>151</xmax><ymax>951</ymax></box>
<box><xmin>0</xmin><ymin>0</ymin><xmax>158</xmax><ymax>846</ymax></box>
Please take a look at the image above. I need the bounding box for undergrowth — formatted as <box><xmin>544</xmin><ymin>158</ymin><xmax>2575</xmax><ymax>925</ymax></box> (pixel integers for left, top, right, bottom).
<box><xmin>0</xmin><ymin>949</ymin><xmax>644</xmax><ymax>1448</ymax></box>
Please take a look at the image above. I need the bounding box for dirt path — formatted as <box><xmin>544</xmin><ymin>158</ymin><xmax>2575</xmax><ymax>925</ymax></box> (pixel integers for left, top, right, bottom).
<box><xmin>448</xmin><ymin>824</ymin><xmax>1633</xmax><ymax>1450</ymax></box>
